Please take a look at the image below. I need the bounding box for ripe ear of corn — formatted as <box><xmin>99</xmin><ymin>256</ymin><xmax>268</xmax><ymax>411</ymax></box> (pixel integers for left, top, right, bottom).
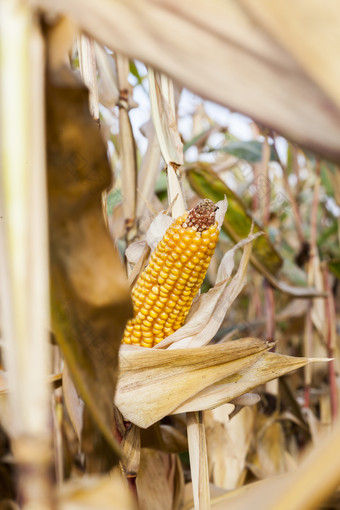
<box><xmin>122</xmin><ymin>199</ymin><xmax>219</xmax><ymax>348</ymax></box>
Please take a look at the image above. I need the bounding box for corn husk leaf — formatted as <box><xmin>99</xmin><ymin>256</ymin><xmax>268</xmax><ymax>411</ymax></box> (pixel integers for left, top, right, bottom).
<box><xmin>116</xmin><ymin>338</ymin><xmax>269</xmax><ymax>428</ymax></box>
<box><xmin>205</xmin><ymin>406</ymin><xmax>256</xmax><ymax>490</ymax></box>
<box><xmin>156</xmin><ymin>231</ymin><xmax>261</xmax><ymax>349</ymax></box>
<box><xmin>170</xmin><ymin>352</ymin><xmax>312</xmax><ymax>417</ymax></box>
<box><xmin>136</xmin><ymin>448</ymin><xmax>184</xmax><ymax>510</ymax></box>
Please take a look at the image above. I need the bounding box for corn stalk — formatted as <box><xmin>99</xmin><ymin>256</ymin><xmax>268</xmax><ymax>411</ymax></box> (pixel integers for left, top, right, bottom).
<box><xmin>0</xmin><ymin>1</ymin><xmax>52</xmax><ymax>507</ymax></box>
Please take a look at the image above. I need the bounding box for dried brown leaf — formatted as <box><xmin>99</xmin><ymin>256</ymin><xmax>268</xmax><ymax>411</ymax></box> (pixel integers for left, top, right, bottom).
<box><xmin>47</xmin><ymin>69</ymin><xmax>132</xmax><ymax>459</ymax></box>
<box><xmin>136</xmin><ymin>449</ymin><xmax>184</xmax><ymax>510</ymax></box>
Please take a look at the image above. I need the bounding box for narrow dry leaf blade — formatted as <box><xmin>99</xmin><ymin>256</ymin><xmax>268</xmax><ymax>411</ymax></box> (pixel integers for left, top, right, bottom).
<box><xmin>136</xmin><ymin>121</ymin><xmax>161</xmax><ymax>220</ymax></box>
<box><xmin>148</xmin><ymin>68</ymin><xmax>184</xmax><ymax>166</ymax></box>
<box><xmin>207</xmin><ymin>352</ymin><xmax>312</xmax><ymax>403</ymax></box>
<box><xmin>116</xmin><ymin>339</ymin><xmax>268</xmax><ymax>428</ymax></box>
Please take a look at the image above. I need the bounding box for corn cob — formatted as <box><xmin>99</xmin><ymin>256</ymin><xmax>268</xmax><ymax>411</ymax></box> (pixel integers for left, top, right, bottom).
<box><xmin>122</xmin><ymin>199</ymin><xmax>219</xmax><ymax>348</ymax></box>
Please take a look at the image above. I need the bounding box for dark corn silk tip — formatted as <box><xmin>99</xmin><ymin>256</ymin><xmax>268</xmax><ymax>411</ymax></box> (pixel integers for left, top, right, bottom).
<box><xmin>184</xmin><ymin>199</ymin><xmax>219</xmax><ymax>232</ymax></box>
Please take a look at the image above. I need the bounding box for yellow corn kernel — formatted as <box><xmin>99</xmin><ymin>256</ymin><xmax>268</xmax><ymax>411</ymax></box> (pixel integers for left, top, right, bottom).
<box><xmin>122</xmin><ymin>199</ymin><xmax>219</xmax><ymax>347</ymax></box>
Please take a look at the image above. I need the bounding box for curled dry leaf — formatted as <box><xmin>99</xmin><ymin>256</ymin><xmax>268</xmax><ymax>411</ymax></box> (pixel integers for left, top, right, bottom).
<box><xmin>47</xmin><ymin>68</ymin><xmax>132</xmax><ymax>459</ymax></box>
<box><xmin>205</xmin><ymin>406</ymin><xmax>256</xmax><ymax>490</ymax></box>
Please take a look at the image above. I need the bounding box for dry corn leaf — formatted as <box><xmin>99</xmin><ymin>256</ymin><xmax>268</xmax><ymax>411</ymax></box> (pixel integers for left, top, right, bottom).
<box><xmin>136</xmin><ymin>448</ymin><xmax>184</xmax><ymax>510</ymax></box>
<box><xmin>47</xmin><ymin>68</ymin><xmax>132</xmax><ymax>459</ymax></box>
<box><xmin>116</xmin><ymin>54</ymin><xmax>137</xmax><ymax>235</ymax></box>
<box><xmin>136</xmin><ymin>120</ymin><xmax>161</xmax><ymax>222</ymax></box>
<box><xmin>184</xmin><ymin>413</ymin><xmax>340</xmax><ymax>510</ymax></box>
<box><xmin>140</xmin><ymin>421</ymin><xmax>188</xmax><ymax>454</ymax></box>
<box><xmin>205</xmin><ymin>406</ymin><xmax>256</xmax><ymax>490</ymax></box>
<box><xmin>149</xmin><ymin>69</ymin><xmax>185</xmax><ymax>218</ymax></box>
<box><xmin>187</xmin><ymin>411</ymin><xmax>210</xmax><ymax>510</ymax></box>
<box><xmin>58</xmin><ymin>471</ymin><xmax>136</xmax><ymax>510</ymax></box>
<box><xmin>172</xmin><ymin>352</ymin><xmax>315</xmax><ymax>419</ymax></box>
<box><xmin>248</xmin><ymin>416</ymin><xmax>291</xmax><ymax>480</ymax></box>
<box><xmin>241</xmin><ymin>0</ymin><xmax>340</xmax><ymax>111</ymax></box>
<box><xmin>30</xmin><ymin>0</ymin><xmax>340</xmax><ymax>161</ymax></box>
<box><xmin>148</xmin><ymin>69</ymin><xmax>183</xmax><ymax>167</ymax></box>
<box><xmin>94</xmin><ymin>43</ymin><xmax>119</xmax><ymax>109</ymax></box>
<box><xmin>116</xmin><ymin>338</ymin><xmax>268</xmax><ymax>428</ymax></box>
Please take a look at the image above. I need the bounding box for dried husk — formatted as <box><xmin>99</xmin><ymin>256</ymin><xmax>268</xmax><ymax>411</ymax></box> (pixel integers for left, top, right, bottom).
<box><xmin>116</xmin><ymin>339</ymin><xmax>269</xmax><ymax>428</ymax></box>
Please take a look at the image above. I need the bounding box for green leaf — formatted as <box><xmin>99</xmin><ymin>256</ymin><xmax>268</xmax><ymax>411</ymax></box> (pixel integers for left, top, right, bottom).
<box><xmin>218</xmin><ymin>140</ymin><xmax>278</xmax><ymax>162</ymax></box>
<box><xmin>186</xmin><ymin>164</ymin><xmax>283</xmax><ymax>275</ymax></box>
<box><xmin>107</xmin><ymin>188</ymin><xmax>122</xmax><ymax>215</ymax></box>
<box><xmin>129</xmin><ymin>59</ymin><xmax>146</xmax><ymax>85</ymax></box>
<box><xmin>329</xmin><ymin>259</ymin><xmax>340</xmax><ymax>280</ymax></box>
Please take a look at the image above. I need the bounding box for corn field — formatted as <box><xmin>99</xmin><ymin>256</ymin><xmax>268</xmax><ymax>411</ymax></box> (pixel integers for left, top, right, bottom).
<box><xmin>0</xmin><ymin>1</ymin><xmax>340</xmax><ymax>509</ymax></box>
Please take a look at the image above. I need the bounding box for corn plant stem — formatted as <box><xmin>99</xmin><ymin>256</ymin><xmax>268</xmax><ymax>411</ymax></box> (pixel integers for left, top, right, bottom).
<box><xmin>322</xmin><ymin>265</ymin><xmax>338</xmax><ymax>420</ymax></box>
<box><xmin>0</xmin><ymin>1</ymin><xmax>52</xmax><ymax>507</ymax></box>
<box><xmin>303</xmin><ymin>303</ymin><xmax>312</xmax><ymax>408</ymax></box>
<box><xmin>261</xmin><ymin>135</ymin><xmax>271</xmax><ymax>227</ymax></box>
<box><xmin>116</xmin><ymin>54</ymin><xmax>137</xmax><ymax>241</ymax></box>
<box><xmin>187</xmin><ymin>411</ymin><xmax>211</xmax><ymax>510</ymax></box>
<box><xmin>303</xmin><ymin>159</ymin><xmax>321</xmax><ymax>406</ymax></box>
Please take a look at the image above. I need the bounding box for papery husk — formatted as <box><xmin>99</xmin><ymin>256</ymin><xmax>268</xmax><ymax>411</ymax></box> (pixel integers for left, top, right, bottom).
<box><xmin>248</xmin><ymin>415</ymin><xmax>293</xmax><ymax>480</ymax></box>
<box><xmin>205</xmin><ymin>406</ymin><xmax>256</xmax><ymax>490</ymax></box>
<box><xmin>169</xmin><ymin>352</ymin><xmax>317</xmax><ymax>418</ymax></box>
<box><xmin>136</xmin><ymin>448</ymin><xmax>184</xmax><ymax>510</ymax></box>
<box><xmin>115</xmin><ymin>339</ymin><xmax>269</xmax><ymax>428</ymax></box>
